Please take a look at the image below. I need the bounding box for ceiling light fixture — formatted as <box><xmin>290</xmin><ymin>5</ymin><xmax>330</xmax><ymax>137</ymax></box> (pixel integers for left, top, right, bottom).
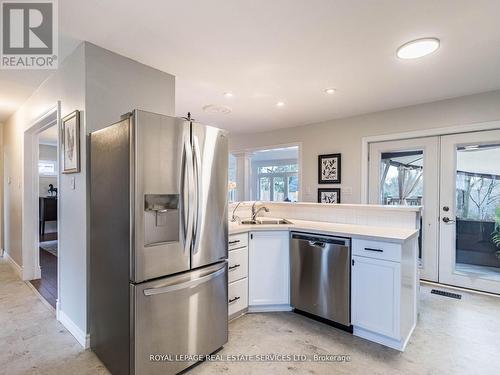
<box><xmin>276</xmin><ymin>101</ymin><xmax>285</xmax><ymax>107</ymax></box>
<box><xmin>324</xmin><ymin>88</ymin><xmax>336</xmax><ymax>94</ymax></box>
<box><xmin>223</xmin><ymin>92</ymin><xmax>233</xmax><ymax>98</ymax></box>
<box><xmin>396</xmin><ymin>38</ymin><xmax>440</xmax><ymax>59</ymax></box>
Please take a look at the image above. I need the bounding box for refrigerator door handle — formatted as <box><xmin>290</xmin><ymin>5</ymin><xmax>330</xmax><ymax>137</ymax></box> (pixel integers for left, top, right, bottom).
<box><xmin>143</xmin><ymin>266</ymin><xmax>226</xmax><ymax>296</ymax></box>
<box><xmin>181</xmin><ymin>132</ymin><xmax>195</xmax><ymax>255</ymax></box>
<box><xmin>192</xmin><ymin>135</ymin><xmax>203</xmax><ymax>254</ymax></box>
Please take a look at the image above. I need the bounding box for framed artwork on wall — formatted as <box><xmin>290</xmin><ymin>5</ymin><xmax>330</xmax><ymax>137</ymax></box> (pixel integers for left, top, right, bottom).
<box><xmin>318</xmin><ymin>188</ymin><xmax>341</xmax><ymax>204</ymax></box>
<box><xmin>62</xmin><ymin>110</ymin><xmax>80</xmax><ymax>174</ymax></box>
<box><xmin>318</xmin><ymin>153</ymin><xmax>341</xmax><ymax>184</ymax></box>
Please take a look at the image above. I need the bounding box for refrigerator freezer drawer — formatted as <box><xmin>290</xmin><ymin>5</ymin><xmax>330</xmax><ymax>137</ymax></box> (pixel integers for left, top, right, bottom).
<box><xmin>132</xmin><ymin>262</ymin><xmax>228</xmax><ymax>375</ymax></box>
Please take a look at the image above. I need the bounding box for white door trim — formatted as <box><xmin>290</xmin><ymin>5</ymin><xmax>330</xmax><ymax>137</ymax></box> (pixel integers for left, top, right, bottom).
<box><xmin>367</xmin><ymin>137</ymin><xmax>440</xmax><ymax>281</ymax></box>
<box><xmin>361</xmin><ymin>120</ymin><xmax>500</xmax><ymax>203</ymax></box>
<box><xmin>21</xmin><ymin>103</ymin><xmax>61</xmax><ymax>303</ymax></box>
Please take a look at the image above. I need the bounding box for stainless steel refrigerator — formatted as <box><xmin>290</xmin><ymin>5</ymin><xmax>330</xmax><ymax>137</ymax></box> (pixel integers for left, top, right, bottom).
<box><xmin>90</xmin><ymin>110</ymin><xmax>228</xmax><ymax>375</ymax></box>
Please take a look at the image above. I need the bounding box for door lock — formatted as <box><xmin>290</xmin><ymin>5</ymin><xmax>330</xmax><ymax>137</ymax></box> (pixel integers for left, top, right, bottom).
<box><xmin>442</xmin><ymin>206</ymin><xmax>450</xmax><ymax>212</ymax></box>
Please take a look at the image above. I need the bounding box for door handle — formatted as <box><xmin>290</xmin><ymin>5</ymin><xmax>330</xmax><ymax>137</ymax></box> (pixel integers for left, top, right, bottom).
<box><xmin>364</xmin><ymin>247</ymin><xmax>383</xmax><ymax>252</ymax></box>
<box><xmin>442</xmin><ymin>217</ymin><xmax>456</xmax><ymax>224</ymax></box>
<box><xmin>228</xmin><ymin>264</ymin><xmax>240</xmax><ymax>270</ymax></box>
<box><xmin>229</xmin><ymin>296</ymin><xmax>240</xmax><ymax>304</ymax></box>
<box><xmin>182</xmin><ymin>132</ymin><xmax>195</xmax><ymax>255</ymax></box>
<box><xmin>192</xmin><ymin>135</ymin><xmax>202</xmax><ymax>255</ymax></box>
<box><xmin>143</xmin><ymin>266</ymin><xmax>225</xmax><ymax>296</ymax></box>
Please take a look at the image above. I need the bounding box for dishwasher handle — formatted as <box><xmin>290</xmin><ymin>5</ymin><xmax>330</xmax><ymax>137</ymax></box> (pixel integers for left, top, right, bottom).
<box><xmin>308</xmin><ymin>241</ymin><xmax>326</xmax><ymax>248</ymax></box>
<box><xmin>291</xmin><ymin>232</ymin><xmax>349</xmax><ymax>247</ymax></box>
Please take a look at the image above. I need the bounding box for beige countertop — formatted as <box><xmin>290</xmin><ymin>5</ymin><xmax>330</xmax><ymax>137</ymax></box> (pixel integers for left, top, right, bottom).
<box><xmin>229</xmin><ymin>219</ymin><xmax>419</xmax><ymax>243</ymax></box>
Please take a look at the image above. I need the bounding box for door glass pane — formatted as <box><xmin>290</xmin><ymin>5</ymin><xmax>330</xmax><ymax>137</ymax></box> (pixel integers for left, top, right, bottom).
<box><xmin>380</xmin><ymin>151</ymin><xmax>424</xmax><ymax>259</ymax></box>
<box><xmin>455</xmin><ymin>144</ymin><xmax>500</xmax><ymax>279</ymax></box>
<box><xmin>273</xmin><ymin>177</ymin><xmax>285</xmax><ymax>201</ymax></box>
<box><xmin>379</xmin><ymin>151</ymin><xmax>423</xmax><ymax>206</ymax></box>
<box><xmin>259</xmin><ymin>177</ymin><xmax>271</xmax><ymax>201</ymax></box>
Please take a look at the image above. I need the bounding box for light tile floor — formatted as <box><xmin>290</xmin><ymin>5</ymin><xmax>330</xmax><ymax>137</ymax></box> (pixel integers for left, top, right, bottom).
<box><xmin>2</xmin><ymin>257</ymin><xmax>500</xmax><ymax>375</ymax></box>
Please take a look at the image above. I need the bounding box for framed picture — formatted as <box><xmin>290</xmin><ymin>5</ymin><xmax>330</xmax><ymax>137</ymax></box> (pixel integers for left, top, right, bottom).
<box><xmin>318</xmin><ymin>153</ymin><xmax>341</xmax><ymax>184</ymax></box>
<box><xmin>61</xmin><ymin>110</ymin><xmax>80</xmax><ymax>174</ymax></box>
<box><xmin>318</xmin><ymin>188</ymin><xmax>341</xmax><ymax>204</ymax></box>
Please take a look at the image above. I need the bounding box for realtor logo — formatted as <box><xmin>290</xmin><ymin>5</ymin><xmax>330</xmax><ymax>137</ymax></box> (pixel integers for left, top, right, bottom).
<box><xmin>1</xmin><ymin>0</ymin><xmax>58</xmax><ymax>69</ymax></box>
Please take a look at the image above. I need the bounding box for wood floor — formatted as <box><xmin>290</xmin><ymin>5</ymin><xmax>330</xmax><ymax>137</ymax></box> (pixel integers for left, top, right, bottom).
<box><xmin>29</xmin><ymin>232</ymin><xmax>58</xmax><ymax>308</ymax></box>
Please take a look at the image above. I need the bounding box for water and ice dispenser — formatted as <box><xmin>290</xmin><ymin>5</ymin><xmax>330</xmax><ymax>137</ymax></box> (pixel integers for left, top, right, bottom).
<box><xmin>144</xmin><ymin>194</ymin><xmax>179</xmax><ymax>245</ymax></box>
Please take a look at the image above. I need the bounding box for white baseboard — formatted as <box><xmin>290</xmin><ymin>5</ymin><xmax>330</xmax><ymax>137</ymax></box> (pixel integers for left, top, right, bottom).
<box><xmin>3</xmin><ymin>251</ymin><xmax>23</xmax><ymax>279</ymax></box>
<box><xmin>353</xmin><ymin>326</ymin><xmax>408</xmax><ymax>352</ymax></box>
<box><xmin>58</xmin><ymin>309</ymin><xmax>90</xmax><ymax>349</ymax></box>
<box><xmin>248</xmin><ymin>304</ymin><xmax>293</xmax><ymax>313</ymax></box>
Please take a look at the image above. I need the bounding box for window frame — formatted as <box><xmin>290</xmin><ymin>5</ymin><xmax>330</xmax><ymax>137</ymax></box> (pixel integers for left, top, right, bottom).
<box><xmin>252</xmin><ymin>158</ymin><xmax>299</xmax><ymax>202</ymax></box>
<box><xmin>38</xmin><ymin>159</ymin><xmax>58</xmax><ymax>177</ymax></box>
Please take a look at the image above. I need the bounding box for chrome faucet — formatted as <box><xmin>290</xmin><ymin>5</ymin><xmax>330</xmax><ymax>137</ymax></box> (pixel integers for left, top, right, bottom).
<box><xmin>251</xmin><ymin>201</ymin><xmax>270</xmax><ymax>221</ymax></box>
<box><xmin>231</xmin><ymin>201</ymin><xmax>242</xmax><ymax>222</ymax></box>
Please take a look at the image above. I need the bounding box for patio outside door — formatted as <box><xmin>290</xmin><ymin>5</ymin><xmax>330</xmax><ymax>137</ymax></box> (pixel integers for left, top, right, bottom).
<box><xmin>368</xmin><ymin>137</ymin><xmax>439</xmax><ymax>282</ymax></box>
<box><xmin>439</xmin><ymin>130</ymin><xmax>500</xmax><ymax>294</ymax></box>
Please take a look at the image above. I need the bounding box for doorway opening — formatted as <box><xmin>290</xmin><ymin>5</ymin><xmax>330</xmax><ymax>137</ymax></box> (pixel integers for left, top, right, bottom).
<box><xmin>29</xmin><ymin>124</ymin><xmax>59</xmax><ymax>308</ymax></box>
<box><xmin>368</xmin><ymin>129</ymin><xmax>500</xmax><ymax>295</ymax></box>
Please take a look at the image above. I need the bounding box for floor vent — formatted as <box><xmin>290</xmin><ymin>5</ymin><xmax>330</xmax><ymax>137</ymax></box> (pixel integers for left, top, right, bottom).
<box><xmin>431</xmin><ymin>289</ymin><xmax>462</xmax><ymax>299</ymax></box>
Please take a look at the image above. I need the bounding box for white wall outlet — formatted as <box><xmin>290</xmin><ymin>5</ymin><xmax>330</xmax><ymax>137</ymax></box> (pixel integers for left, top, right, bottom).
<box><xmin>71</xmin><ymin>176</ymin><xmax>76</xmax><ymax>190</ymax></box>
<box><xmin>7</xmin><ymin>176</ymin><xmax>11</xmax><ymax>184</ymax></box>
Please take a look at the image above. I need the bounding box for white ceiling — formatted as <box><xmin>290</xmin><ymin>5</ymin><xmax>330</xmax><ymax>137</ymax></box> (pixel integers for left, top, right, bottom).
<box><xmin>2</xmin><ymin>1</ymin><xmax>500</xmax><ymax>134</ymax></box>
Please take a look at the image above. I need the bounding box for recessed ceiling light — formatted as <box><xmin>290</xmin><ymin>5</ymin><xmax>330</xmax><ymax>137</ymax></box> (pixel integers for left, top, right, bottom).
<box><xmin>276</xmin><ymin>101</ymin><xmax>285</xmax><ymax>107</ymax></box>
<box><xmin>324</xmin><ymin>88</ymin><xmax>336</xmax><ymax>94</ymax></box>
<box><xmin>397</xmin><ymin>38</ymin><xmax>440</xmax><ymax>59</ymax></box>
<box><xmin>223</xmin><ymin>92</ymin><xmax>233</xmax><ymax>98</ymax></box>
<box><xmin>202</xmin><ymin>104</ymin><xmax>232</xmax><ymax>114</ymax></box>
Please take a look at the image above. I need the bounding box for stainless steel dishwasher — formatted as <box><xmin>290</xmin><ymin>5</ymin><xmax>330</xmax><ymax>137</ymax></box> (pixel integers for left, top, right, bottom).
<box><xmin>290</xmin><ymin>232</ymin><xmax>351</xmax><ymax>327</ymax></box>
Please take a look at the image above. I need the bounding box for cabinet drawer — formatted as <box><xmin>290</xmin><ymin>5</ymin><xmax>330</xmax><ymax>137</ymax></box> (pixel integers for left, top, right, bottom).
<box><xmin>352</xmin><ymin>238</ymin><xmax>401</xmax><ymax>262</ymax></box>
<box><xmin>229</xmin><ymin>233</ymin><xmax>248</xmax><ymax>251</ymax></box>
<box><xmin>228</xmin><ymin>278</ymin><xmax>248</xmax><ymax>317</ymax></box>
<box><xmin>228</xmin><ymin>247</ymin><xmax>248</xmax><ymax>283</ymax></box>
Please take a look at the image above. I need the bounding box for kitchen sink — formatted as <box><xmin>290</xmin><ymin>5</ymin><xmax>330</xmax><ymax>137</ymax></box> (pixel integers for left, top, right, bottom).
<box><xmin>240</xmin><ymin>218</ymin><xmax>293</xmax><ymax>225</ymax></box>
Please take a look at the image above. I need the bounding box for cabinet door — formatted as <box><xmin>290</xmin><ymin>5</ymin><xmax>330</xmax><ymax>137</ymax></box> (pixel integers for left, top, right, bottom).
<box><xmin>352</xmin><ymin>255</ymin><xmax>400</xmax><ymax>339</ymax></box>
<box><xmin>249</xmin><ymin>231</ymin><xmax>290</xmax><ymax>306</ymax></box>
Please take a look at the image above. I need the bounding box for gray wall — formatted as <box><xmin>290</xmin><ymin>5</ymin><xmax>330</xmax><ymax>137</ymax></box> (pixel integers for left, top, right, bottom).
<box><xmin>3</xmin><ymin>42</ymin><xmax>175</xmax><ymax>338</ymax></box>
<box><xmin>230</xmin><ymin>90</ymin><xmax>500</xmax><ymax>203</ymax></box>
<box><xmin>3</xmin><ymin>44</ymin><xmax>86</xmax><ymax>271</ymax></box>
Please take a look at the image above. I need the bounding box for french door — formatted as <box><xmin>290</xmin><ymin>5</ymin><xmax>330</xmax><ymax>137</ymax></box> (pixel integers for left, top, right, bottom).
<box><xmin>369</xmin><ymin>130</ymin><xmax>500</xmax><ymax>294</ymax></box>
<box><xmin>439</xmin><ymin>130</ymin><xmax>500</xmax><ymax>294</ymax></box>
<box><xmin>369</xmin><ymin>137</ymin><xmax>439</xmax><ymax>281</ymax></box>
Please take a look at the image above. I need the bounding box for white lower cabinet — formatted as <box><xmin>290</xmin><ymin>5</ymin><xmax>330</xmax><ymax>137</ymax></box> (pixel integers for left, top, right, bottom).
<box><xmin>351</xmin><ymin>237</ymin><xmax>418</xmax><ymax>351</ymax></box>
<box><xmin>248</xmin><ymin>231</ymin><xmax>290</xmax><ymax>310</ymax></box>
<box><xmin>228</xmin><ymin>233</ymin><xmax>249</xmax><ymax>319</ymax></box>
<box><xmin>351</xmin><ymin>255</ymin><xmax>400</xmax><ymax>338</ymax></box>
<box><xmin>228</xmin><ymin>278</ymin><xmax>248</xmax><ymax>317</ymax></box>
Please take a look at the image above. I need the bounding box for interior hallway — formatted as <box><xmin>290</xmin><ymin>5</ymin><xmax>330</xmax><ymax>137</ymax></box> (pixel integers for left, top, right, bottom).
<box><xmin>2</xmin><ymin>255</ymin><xmax>500</xmax><ymax>375</ymax></box>
<box><xmin>0</xmin><ymin>258</ymin><xmax>106</xmax><ymax>375</ymax></box>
